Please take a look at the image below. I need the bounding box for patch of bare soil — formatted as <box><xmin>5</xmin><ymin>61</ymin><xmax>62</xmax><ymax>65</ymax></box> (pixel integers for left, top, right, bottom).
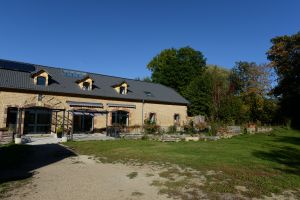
<box><xmin>3</xmin><ymin>155</ymin><xmax>169</xmax><ymax>200</ymax></box>
<box><xmin>3</xmin><ymin>154</ymin><xmax>299</xmax><ymax>200</ymax></box>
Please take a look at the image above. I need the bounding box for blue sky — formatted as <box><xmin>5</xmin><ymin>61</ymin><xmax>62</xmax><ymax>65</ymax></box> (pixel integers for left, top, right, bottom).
<box><xmin>0</xmin><ymin>0</ymin><xmax>299</xmax><ymax>79</ymax></box>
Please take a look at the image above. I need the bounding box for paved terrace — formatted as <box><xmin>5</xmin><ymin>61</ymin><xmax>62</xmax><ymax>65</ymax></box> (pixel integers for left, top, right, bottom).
<box><xmin>24</xmin><ymin>133</ymin><xmax>115</xmax><ymax>145</ymax></box>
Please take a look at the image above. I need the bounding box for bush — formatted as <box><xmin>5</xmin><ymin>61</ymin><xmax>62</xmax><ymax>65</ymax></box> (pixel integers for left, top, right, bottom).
<box><xmin>194</xmin><ymin>122</ymin><xmax>208</xmax><ymax>132</ymax></box>
<box><xmin>208</xmin><ymin>122</ymin><xmax>220</xmax><ymax>136</ymax></box>
<box><xmin>143</xmin><ymin>119</ymin><xmax>160</xmax><ymax>135</ymax></box>
<box><xmin>167</xmin><ymin>125</ymin><xmax>177</xmax><ymax>134</ymax></box>
<box><xmin>183</xmin><ymin>120</ymin><xmax>196</xmax><ymax>135</ymax></box>
<box><xmin>56</xmin><ymin>126</ymin><xmax>63</xmax><ymax>138</ymax></box>
<box><xmin>141</xmin><ymin>134</ymin><xmax>149</xmax><ymax>140</ymax></box>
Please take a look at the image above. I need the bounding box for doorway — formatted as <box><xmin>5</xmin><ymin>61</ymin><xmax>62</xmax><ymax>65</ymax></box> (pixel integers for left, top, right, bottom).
<box><xmin>24</xmin><ymin>107</ymin><xmax>52</xmax><ymax>134</ymax></box>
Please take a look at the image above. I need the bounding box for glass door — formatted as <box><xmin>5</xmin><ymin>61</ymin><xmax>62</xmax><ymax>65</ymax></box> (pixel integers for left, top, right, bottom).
<box><xmin>24</xmin><ymin>108</ymin><xmax>52</xmax><ymax>134</ymax></box>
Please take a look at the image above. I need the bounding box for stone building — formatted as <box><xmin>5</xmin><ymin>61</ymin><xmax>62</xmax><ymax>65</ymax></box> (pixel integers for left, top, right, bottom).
<box><xmin>0</xmin><ymin>59</ymin><xmax>188</xmax><ymax>135</ymax></box>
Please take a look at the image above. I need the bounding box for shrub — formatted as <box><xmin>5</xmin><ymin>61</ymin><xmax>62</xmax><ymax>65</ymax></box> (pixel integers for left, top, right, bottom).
<box><xmin>194</xmin><ymin>122</ymin><xmax>208</xmax><ymax>132</ymax></box>
<box><xmin>183</xmin><ymin>120</ymin><xmax>196</xmax><ymax>135</ymax></box>
<box><xmin>208</xmin><ymin>122</ymin><xmax>220</xmax><ymax>136</ymax></box>
<box><xmin>56</xmin><ymin>126</ymin><xmax>63</xmax><ymax>138</ymax></box>
<box><xmin>167</xmin><ymin>125</ymin><xmax>177</xmax><ymax>134</ymax></box>
<box><xmin>143</xmin><ymin>119</ymin><xmax>160</xmax><ymax>135</ymax></box>
<box><xmin>141</xmin><ymin>134</ymin><xmax>149</xmax><ymax>140</ymax></box>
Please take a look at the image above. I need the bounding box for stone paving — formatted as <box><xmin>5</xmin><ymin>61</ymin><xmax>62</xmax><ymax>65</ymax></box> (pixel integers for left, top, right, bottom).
<box><xmin>23</xmin><ymin>133</ymin><xmax>115</xmax><ymax>145</ymax></box>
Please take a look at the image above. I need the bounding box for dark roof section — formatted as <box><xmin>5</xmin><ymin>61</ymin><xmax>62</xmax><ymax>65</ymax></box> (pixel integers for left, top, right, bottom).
<box><xmin>31</xmin><ymin>69</ymin><xmax>51</xmax><ymax>78</ymax></box>
<box><xmin>0</xmin><ymin>59</ymin><xmax>189</xmax><ymax>105</ymax></box>
<box><xmin>75</xmin><ymin>75</ymin><xmax>94</xmax><ymax>83</ymax></box>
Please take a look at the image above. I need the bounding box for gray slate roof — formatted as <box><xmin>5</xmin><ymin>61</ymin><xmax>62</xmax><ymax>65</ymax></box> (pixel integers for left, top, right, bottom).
<box><xmin>0</xmin><ymin>59</ymin><xmax>189</xmax><ymax>105</ymax></box>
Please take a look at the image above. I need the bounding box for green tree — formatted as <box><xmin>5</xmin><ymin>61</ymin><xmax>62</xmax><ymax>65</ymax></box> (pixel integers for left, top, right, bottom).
<box><xmin>229</xmin><ymin>61</ymin><xmax>274</xmax><ymax>123</ymax></box>
<box><xmin>229</xmin><ymin>62</ymin><xmax>272</xmax><ymax>96</ymax></box>
<box><xmin>183</xmin><ymin>74</ymin><xmax>212</xmax><ymax>116</ymax></box>
<box><xmin>267</xmin><ymin>32</ymin><xmax>300</xmax><ymax>128</ymax></box>
<box><xmin>206</xmin><ymin>65</ymin><xmax>230</xmax><ymax>121</ymax></box>
<box><xmin>134</xmin><ymin>76</ymin><xmax>152</xmax><ymax>82</ymax></box>
<box><xmin>147</xmin><ymin>47</ymin><xmax>206</xmax><ymax>95</ymax></box>
<box><xmin>218</xmin><ymin>95</ymin><xmax>248</xmax><ymax>124</ymax></box>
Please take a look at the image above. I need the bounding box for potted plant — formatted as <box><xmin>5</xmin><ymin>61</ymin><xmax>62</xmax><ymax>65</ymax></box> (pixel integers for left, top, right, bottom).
<box><xmin>14</xmin><ymin>133</ymin><xmax>22</xmax><ymax>144</ymax></box>
<box><xmin>61</xmin><ymin>129</ymin><xmax>68</xmax><ymax>142</ymax></box>
<box><xmin>56</xmin><ymin>126</ymin><xmax>63</xmax><ymax>138</ymax></box>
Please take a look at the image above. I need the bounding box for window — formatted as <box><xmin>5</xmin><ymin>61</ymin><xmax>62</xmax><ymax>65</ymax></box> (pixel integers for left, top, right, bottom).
<box><xmin>174</xmin><ymin>114</ymin><xmax>180</xmax><ymax>124</ymax></box>
<box><xmin>119</xmin><ymin>86</ymin><xmax>126</xmax><ymax>94</ymax></box>
<box><xmin>111</xmin><ymin>111</ymin><xmax>129</xmax><ymax>126</ymax></box>
<box><xmin>149</xmin><ymin>113</ymin><xmax>156</xmax><ymax>123</ymax></box>
<box><xmin>37</xmin><ymin>76</ymin><xmax>46</xmax><ymax>86</ymax></box>
<box><xmin>82</xmin><ymin>82</ymin><xmax>91</xmax><ymax>91</ymax></box>
<box><xmin>6</xmin><ymin>107</ymin><xmax>18</xmax><ymax>130</ymax></box>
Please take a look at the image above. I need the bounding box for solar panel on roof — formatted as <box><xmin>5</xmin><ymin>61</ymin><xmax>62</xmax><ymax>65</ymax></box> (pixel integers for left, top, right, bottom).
<box><xmin>0</xmin><ymin>59</ymin><xmax>36</xmax><ymax>72</ymax></box>
<box><xmin>63</xmin><ymin>69</ymin><xmax>86</xmax><ymax>78</ymax></box>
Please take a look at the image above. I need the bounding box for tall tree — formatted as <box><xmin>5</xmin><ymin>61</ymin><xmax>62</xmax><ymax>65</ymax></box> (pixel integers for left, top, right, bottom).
<box><xmin>229</xmin><ymin>61</ymin><xmax>273</xmax><ymax>123</ymax></box>
<box><xmin>267</xmin><ymin>32</ymin><xmax>300</xmax><ymax>128</ymax></box>
<box><xmin>206</xmin><ymin>65</ymin><xmax>230</xmax><ymax>121</ymax></box>
<box><xmin>183</xmin><ymin>74</ymin><xmax>212</xmax><ymax>116</ymax></box>
<box><xmin>229</xmin><ymin>61</ymin><xmax>272</xmax><ymax>96</ymax></box>
<box><xmin>147</xmin><ymin>47</ymin><xmax>206</xmax><ymax>95</ymax></box>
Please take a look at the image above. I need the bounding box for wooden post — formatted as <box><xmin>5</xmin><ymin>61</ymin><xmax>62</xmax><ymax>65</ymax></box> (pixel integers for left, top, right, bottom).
<box><xmin>71</xmin><ymin>111</ymin><xmax>73</xmax><ymax>140</ymax></box>
<box><xmin>17</xmin><ymin>108</ymin><xmax>21</xmax><ymax>136</ymax></box>
<box><xmin>55</xmin><ymin>112</ymin><xmax>58</xmax><ymax>133</ymax></box>
<box><xmin>62</xmin><ymin>110</ymin><xmax>65</xmax><ymax>136</ymax></box>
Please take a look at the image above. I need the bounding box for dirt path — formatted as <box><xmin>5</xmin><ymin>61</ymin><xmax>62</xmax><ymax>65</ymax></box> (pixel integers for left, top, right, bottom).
<box><xmin>4</xmin><ymin>154</ymin><xmax>169</xmax><ymax>200</ymax></box>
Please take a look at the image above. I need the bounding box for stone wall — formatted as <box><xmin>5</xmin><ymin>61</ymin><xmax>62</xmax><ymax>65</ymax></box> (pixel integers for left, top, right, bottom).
<box><xmin>0</xmin><ymin>90</ymin><xmax>187</xmax><ymax>134</ymax></box>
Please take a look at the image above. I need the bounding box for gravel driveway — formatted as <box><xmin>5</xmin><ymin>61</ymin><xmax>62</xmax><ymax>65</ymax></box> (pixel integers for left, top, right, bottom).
<box><xmin>3</xmin><ymin>144</ymin><xmax>168</xmax><ymax>200</ymax></box>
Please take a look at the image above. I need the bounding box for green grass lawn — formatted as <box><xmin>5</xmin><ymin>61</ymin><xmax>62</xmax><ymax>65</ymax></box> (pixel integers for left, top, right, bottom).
<box><xmin>66</xmin><ymin>128</ymin><xmax>300</xmax><ymax>197</ymax></box>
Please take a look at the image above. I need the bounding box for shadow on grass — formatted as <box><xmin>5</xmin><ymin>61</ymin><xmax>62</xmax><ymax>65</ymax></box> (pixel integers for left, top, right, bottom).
<box><xmin>0</xmin><ymin>144</ymin><xmax>76</xmax><ymax>184</ymax></box>
<box><xmin>273</xmin><ymin>136</ymin><xmax>300</xmax><ymax>146</ymax></box>
<box><xmin>253</xmin><ymin>146</ymin><xmax>300</xmax><ymax>175</ymax></box>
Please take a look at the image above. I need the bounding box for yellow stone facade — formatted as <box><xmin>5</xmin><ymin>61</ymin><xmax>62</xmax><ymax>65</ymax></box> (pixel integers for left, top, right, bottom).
<box><xmin>0</xmin><ymin>90</ymin><xmax>187</xmax><ymax>134</ymax></box>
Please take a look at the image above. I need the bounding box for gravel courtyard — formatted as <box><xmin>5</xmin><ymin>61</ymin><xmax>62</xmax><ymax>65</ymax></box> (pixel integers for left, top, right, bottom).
<box><xmin>2</xmin><ymin>144</ymin><xmax>169</xmax><ymax>200</ymax></box>
<box><xmin>5</xmin><ymin>155</ymin><xmax>169</xmax><ymax>200</ymax></box>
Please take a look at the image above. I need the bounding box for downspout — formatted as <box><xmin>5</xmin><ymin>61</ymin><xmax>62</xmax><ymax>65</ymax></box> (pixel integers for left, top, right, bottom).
<box><xmin>141</xmin><ymin>99</ymin><xmax>144</xmax><ymax>131</ymax></box>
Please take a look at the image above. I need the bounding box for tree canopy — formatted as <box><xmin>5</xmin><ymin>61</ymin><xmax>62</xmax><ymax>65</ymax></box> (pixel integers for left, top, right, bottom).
<box><xmin>267</xmin><ymin>32</ymin><xmax>300</xmax><ymax>128</ymax></box>
<box><xmin>147</xmin><ymin>47</ymin><xmax>206</xmax><ymax>95</ymax></box>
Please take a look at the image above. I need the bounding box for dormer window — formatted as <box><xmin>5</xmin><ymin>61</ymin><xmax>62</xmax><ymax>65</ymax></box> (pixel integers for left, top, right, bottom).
<box><xmin>82</xmin><ymin>82</ymin><xmax>91</xmax><ymax>91</ymax></box>
<box><xmin>112</xmin><ymin>81</ymin><xmax>129</xmax><ymax>95</ymax></box>
<box><xmin>120</xmin><ymin>86</ymin><xmax>126</xmax><ymax>94</ymax></box>
<box><xmin>37</xmin><ymin>76</ymin><xmax>46</xmax><ymax>86</ymax></box>
<box><xmin>76</xmin><ymin>75</ymin><xmax>94</xmax><ymax>91</ymax></box>
<box><xmin>32</xmin><ymin>69</ymin><xmax>50</xmax><ymax>86</ymax></box>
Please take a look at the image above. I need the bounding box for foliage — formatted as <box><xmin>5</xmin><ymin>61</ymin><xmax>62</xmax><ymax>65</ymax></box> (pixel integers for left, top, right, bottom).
<box><xmin>229</xmin><ymin>61</ymin><xmax>272</xmax><ymax>96</ymax></box>
<box><xmin>147</xmin><ymin>46</ymin><xmax>206</xmax><ymax>95</ymax></box>
<box><xmin>143</xmin><ymin>119</ymin><xmax>160</xmax><ymax>135</ymax></box>
<box><xmin>267</xmin><ymin>32</ymin><xmax>300</xmax><ymax>128</ymax></box>
<box><xmin>56</xmin><ymin>126</ymin><xmax>63</xmax><ymax>138</ymax></box>
<box><xmin>183</xmin><ymin>120</ymin><xmax>196</xmax><ymax>134</ymax></box>
<box><xmin>167</xmin><ymin>125</ymin><xmax>177</xmax><ymax>134</ymax></box>
<box><xmin>218</xmin><ymin>95</ymin><xmax>248</xmax><ymax>124</ymax></box>
<box><xmin>194</xmin><ymin>122</ymin><xmax>208</xmax><ymax>132</ymax></box>
<box><xmin>134</xmin><ymin>76</ymin><xmax>152</xmax><ymax>82</ymax></box>
<box><xmin>183</xmin><ymin>74</ymin><xmax>212</xmax><ymax>116</ymax></box>
<box><xmin>146</xmin><ymin>46</ymin><xmax>280</xmax><ymax>126</ymax></box>
<box><xmin>229</xmin><ymin>61</ymin><xmax>276</xmax><ymax>123</ymax></box>
<box><xmin>206</xmin><ymin>65</ymin><xmax>230</xmax><ymax>121</ymax></box>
